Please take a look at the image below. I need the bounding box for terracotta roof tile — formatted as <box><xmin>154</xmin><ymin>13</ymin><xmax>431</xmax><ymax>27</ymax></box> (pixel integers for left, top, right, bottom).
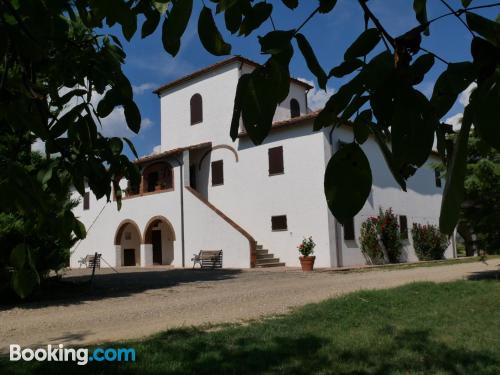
<box><xmin>238</xmin><ymin>111</ymin><xmax>320</xmax><ymax>137</ymax></box>
<box><xmin>135</xmin><ymin>142</ymin><xmax>212</xmax><ymax>164</ymax></box>
<box><xmin>153</xmin><ymin>56</ymin><xmax>313</xmax><ymax>95</ymax></box>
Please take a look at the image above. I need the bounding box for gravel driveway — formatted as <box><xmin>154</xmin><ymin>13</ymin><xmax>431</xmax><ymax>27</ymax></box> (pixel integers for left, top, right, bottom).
<box><xmin>1</xmin><ymin>259</ymin><xmax>498</xmax><ymax>352</ymax></box>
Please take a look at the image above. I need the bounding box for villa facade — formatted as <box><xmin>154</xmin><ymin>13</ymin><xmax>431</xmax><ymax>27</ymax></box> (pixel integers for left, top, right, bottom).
<box><xmin>70</xmin><ymin>56</ymin><xmax>455</xmax><ymax>269</ymax></box>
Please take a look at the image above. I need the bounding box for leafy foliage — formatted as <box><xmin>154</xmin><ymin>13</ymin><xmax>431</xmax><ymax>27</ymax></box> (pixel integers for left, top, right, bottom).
<box><xmin>359</xmin><ymin>208</ymin><xmax>403</xmax><ymax>264</ymax></box>
<box><xmin>411</xmin><ymin>223</ymin><xmax>449</xmax><ymax>261</ymax></box>
<box><xmin>297</xmin><ymin>236</ymin><xmax>315</xmax><ymax>257</ymax></box>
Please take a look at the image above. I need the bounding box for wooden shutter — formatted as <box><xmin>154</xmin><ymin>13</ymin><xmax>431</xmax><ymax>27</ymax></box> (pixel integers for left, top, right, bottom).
<box><xmin>290</xmin><ymin>98</ymin><xmax>300</xmax><ymax>118</ymax></box>
<box><xmin>271</xmin><ymin>215</ymin><xmax>287</xmax><ymax>231</ymax></box>
<box><xmin>343</xmin><ymin>218</ymin><xmax>355</xmax><ymax>240</ymax></box>
<box><xmin>435</xmin><ymin>169</ymin><xmax>442</xmax><ymax>187</ymax></box>
<box><xmin>399</xmin><ymin>215</ymin><xmax>408</xmax><ymax>239</ymax></box>
<box><xmin>190</xmin><ymin>94</ymin><xmax>203</xmax><ymax>125</ymax></box>
<box><xmin>268</xmin><ymin>146</ymin><xmax>284</xmax><ymax>175</ymax></box>
<box><xmin>211</xmin><ymin>160</ymin><xmax>224</xmax><ymax>186</ymax></box>
<box><xmin>83</xmin><ymin>192</ymin><xmax>90</xmax><ymax>210</ymax></box>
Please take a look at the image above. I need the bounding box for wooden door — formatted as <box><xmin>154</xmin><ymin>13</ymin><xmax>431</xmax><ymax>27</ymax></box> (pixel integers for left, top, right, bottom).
<box><xmin>123</xmin><ymin>248</ymin><xmax>136</xmax><ymax>266</ymax></box>
<box><xmin>152</xmin><ymin>230</ymin><xmax>162</xmax><ymax>264</ymax></box>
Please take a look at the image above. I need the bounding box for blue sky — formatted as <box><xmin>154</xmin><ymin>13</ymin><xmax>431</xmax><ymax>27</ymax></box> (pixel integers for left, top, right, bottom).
<box><xmin>106</xmin><ymin>0</ymin><xmax>499</xmax><ymax>157</ymax></box>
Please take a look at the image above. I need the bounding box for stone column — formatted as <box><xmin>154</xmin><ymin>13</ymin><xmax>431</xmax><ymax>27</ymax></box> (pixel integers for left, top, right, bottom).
<box><xmin>115</xmin><ymin>245</ymin><xmax>122</xmax><ymax>267</ymax></box>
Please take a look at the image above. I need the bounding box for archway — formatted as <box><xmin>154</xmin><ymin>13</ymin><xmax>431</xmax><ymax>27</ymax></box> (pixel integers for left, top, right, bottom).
<box><xmin>143</xmin><ymin>216</ymin><xmax>176</xmax><ymax>265</ymax></box>
<box><xmin>114</xmin><ymin>219</ymin><xmax>142</xmax><ymax>267</ymax></box>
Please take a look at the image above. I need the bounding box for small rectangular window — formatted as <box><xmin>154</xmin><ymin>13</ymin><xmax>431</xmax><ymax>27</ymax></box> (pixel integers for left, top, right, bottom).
<box><xmin>211</xmin><ymin>160</ymin><xmax>224</xmax><ymax>186</ymax></box>
<box><xmin>343</xmin><ymin>218</ymin><xmax>355</xmax><ymax>240</ymax></box>
<box><xmin>435</xmin><ymin>169</ymin><xmax>442</xmax><ymax>188</ymax></box>
<box><xmin>83</xmin><ymin>192</ymin><xmax>90</xmax><ymax>210</ymax></box>
<box><xmin>271</xmin><ymin>215</ymin><xmax>287</xmax><ymax>231</ymax></box>
<box><xmin>399</xmin><ymin>215</ymin><xmax>408</xmax><ymax>239</ymax></box>
<box><xmin>268</xmin><ymin>146</ymin><xmax>284</xmax><ymax>175</ymax></box>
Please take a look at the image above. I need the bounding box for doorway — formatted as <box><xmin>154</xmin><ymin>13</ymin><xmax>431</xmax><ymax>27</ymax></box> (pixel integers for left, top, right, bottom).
<box><xmin>124</xmin><ymin>248</ymin><xmax>136</xmax><ymax>266</ymax></box>
<box><xmin>152</xmin><ymin>229</ymin><xmax>162</xmax><ymax>264</ymax></box>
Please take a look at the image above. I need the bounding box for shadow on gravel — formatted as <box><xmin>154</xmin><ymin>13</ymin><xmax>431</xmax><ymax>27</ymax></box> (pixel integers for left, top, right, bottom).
<box><xmin>0</xmin><ymin>268</ymin><xmax>242</xmax><ymax>311</ymax></box>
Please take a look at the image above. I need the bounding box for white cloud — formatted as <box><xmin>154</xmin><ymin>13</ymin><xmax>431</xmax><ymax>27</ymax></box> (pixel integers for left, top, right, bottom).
<box><xmin>132</xmin><ymin>82</ymin><xmax>157</xmax><ymax>95</ymax></box>
<box><xmin>151</xmin><ymin>145</ymin><xmax>162</xmax><ymax>155</ymax></box>
<box><xmin>459</xmin><ymin>82</ymin><xmax>477</xmax><ymax>106</ymax></box>
<box><xmin>31</xmin><ymin>138</ymin><xmax>45</xmax><ymax>153</ymax></box>
<box><xmin>98</xmin><ymin>106</ymin><xmax>154</xmax><ymax>138</ymax></box>
<box><xmin>445</xmin><ymin>113</ymin><xmax>463</xmax><ymax>132</ymax></box>
<box><xmin>298</xmin><ymin>78</ymin><xmax>335</xmax><ymax>111</ymax></box>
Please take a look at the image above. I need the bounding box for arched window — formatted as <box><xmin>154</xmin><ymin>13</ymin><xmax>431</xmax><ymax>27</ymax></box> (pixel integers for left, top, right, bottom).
<box><xmin>190</xmin><ymin>93</ymin><xmax>203</xmax><ymax>125</ymax></box>
<box><xmin>290</xmin><ymin>98</ymin><xmax>300</xmax><ymax>118</ymax></box>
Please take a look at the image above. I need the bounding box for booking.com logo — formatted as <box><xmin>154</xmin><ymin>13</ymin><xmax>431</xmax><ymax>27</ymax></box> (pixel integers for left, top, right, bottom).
<box><xmin>10</xmin><ymin>344</ymin><xmax>136</xmax><ymax>366</ymax></box>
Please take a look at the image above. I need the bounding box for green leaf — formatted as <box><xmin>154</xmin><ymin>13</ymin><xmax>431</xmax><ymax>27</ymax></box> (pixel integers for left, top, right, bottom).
<box><xmin>353</xmin><ymin>110</ymin><xmax>372</xmax><ymax>144</ymax></box>
<box><xmin>120</xmin><ymin>12</ymin><xmax>137</xmax><ymax>41</ymax></box>
<box><xmin>413</xmin><ymin>0</ymin><xmax>429</xmax><ymax>36</ymax></box>
<box><xmin>295</xmin><ymin>33</ymin><xmax>327</xmax><ymax>90</ymax></box>
<box><xmin>141</xmin><ymin>10</ymin><xmax>160</xmax><ymax>38</ymax></box>
<box><xmin>73</xmin><ymin>218</ymin><xmax>87</xmax><ymax>239</ymax></box>
<box><xmin>318</xmin><ymin>0</ymin><xmax>337</xmax><ymax>14</ymax></box>
<box><xmin>440</xmin><ymin>107</ymin><xmax>472</xmax><ymax>234</ymax></box>
<box><xmin>324</xmin><ymin>143</ymin><xmax>372</xmax><ymax>224</ymax></box>
<box><xmin>466</xmin><ymin>12</ymin><xmax>500</xmax><ymax>47</ymax></box>
<box><xmin>109</xmin><ymin>137</ymin><xmax>124</xmax><ymax>155</ymax></box>
<box><xmin>239</xmin><ymin>2</ymin><xmax>273</xmax><ymax>36</ymax></box>
<box><xmin>344</xmin><ymin>28</ymin><xmax>381</xmax><ymax>61</ymax></box>
<box><xmin>329</xmin><ymin>59</ymin><xmax>363</xmax><ymax>78</ymax></box>
<box><xmin>198</xmin><ymin>6</ymin><xmax>232</xmax><ymax>56</ymax></box>
<box><xmin>224</xmin><ymin>3</ymin><xmax>243</xmax><ymax>34</ymax></box>
<box><xmin>282</xmin><ymin>0</ymin><xmax>298</xmax><ymax>9</ymax></box>
<box><xmin>123</xmin><ymin>137</ymin><xmax>139</xmax><ymax>159</ymax></box>
<box><xmin>410</xmin><ymin>53</ymin><xmax>434</xmax><ymax>85</ymax></box>
<box><xmin>430</xmin><ymin>62</ymin><xmax>475</xmax><ymax>118</ymax></box>
<box><xmin>162</xmin><ymin>0</ymin><xmax>193</xmax><ymax>56</ymax></box>
<box><xmin>12</xmin><ymin>268</ymin><xmax>40</xmax><ymax>299</ymax></box>
<box><xmin>461</xmin><ymin>0</ymin><xmax>472</xmax><ymax>8</ymax></box>
<box><xmin>392</xmin><ymin>88</ymin><xmax>435</xmax><ymax>169</ymax></box>
<box><xmin>340</xmin><ymin>94</ymin><xmax>369</xmax><ymax>121</ymax></box>
<box><xmin>472</xmin><ymin>75</ymin><xmax>500</xmax><ymax>152</ymax></box>
<box><xmin>123</xmin><ymin>100</ymin><xmax>141</xmax><ymax>133</ymax></box>
<box><xmin>259</xmin><ymin>30</ymin><xmax>294</xmax><ymax>56</ymax></box>
<box><xmin>230</xmin><ymin>74</ymin><xmax>251</xmax><ymax>141</ymax></box>
<box><xmin>97</xmin><ymin>89</ymin><xmax>120</xmax><ymax>118</ymax></box>
<box><xmin>10</xmin><ymin>244</ymin><xmax>26</xmax><ymax>269</ymax></box>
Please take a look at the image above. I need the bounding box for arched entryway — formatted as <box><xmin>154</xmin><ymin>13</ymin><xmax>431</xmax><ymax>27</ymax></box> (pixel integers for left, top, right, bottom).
<box><xmin>143</xmin><ymin>216</ymin><xmax>176</xmax><ymax>265</ymax></box>
<box><xmin>114</xmin><ymin>220</ymin><xmax>142</xmax><ymax>267</ymax></box>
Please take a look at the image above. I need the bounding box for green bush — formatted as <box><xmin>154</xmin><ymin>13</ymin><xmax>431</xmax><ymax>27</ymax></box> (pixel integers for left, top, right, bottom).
<box><xmin>411</xmin><ymin>224</ymin><xmax>449</xmax><ymax>261</ymax></box>
<box><xmin>360</xmin><ymin>208</ymin><xmax>403</xmax><ymax>264</ymax></box>
<box><xmin>360</xmin><ymin>218</ymin><xmax>385</xmax><ymax>265</ymax></box>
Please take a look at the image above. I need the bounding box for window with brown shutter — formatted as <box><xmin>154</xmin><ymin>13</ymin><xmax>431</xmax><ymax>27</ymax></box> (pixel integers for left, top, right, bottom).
<box><xmin>211</xmin><ymin>160</ymin><xmax>224</xmax><ymax>186</ymax></box>
<box><xmin>343</xmin><ymin>218</ymin><xmax>355</xmax><ymax>240</ymax></box>
<box><xmin>290</xmin><ymin>98</ymin><xmax>300</xmax><ymax>118</ymax></box>
<box><xmin>190</xmin><ymin>93</ymin><xmax>203</xmax><ymax>125</ymax></box>
<box><xmin>83</xmin><ymin>192</ymin><xmax>90</xmax><ymax>210</ymax></box>
<box><xmin>268</xmin><ymin>146</ymin><xmax>284</xmax><ymax>175</ymax></box>
<box><xmin>399</xmin><ymin>215</ymin><xmax>408</xmax><ymax>239</ymax></box>
<box><xmin>271</xmin><ymin>215</ymin><xmax>287</xmax><ymax>231</ymax></box>
<box><xmin>435</xmin><ymin>169</ymin><xmax>442</xmax><ymax>187</ymax></box>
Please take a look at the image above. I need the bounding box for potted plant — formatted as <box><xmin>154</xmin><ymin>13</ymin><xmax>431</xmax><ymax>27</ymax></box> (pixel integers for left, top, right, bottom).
<box><xmin>298</xmin><ymin>236</ymin><xmax>316</xmax><ymax>271</ymax></box>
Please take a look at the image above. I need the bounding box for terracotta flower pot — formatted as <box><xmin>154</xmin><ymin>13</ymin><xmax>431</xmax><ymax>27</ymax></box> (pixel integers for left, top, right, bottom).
<box><xmin>299</xmin><ymin>256</ymin><xmax>315</xmax><ymax>272</ymax></box>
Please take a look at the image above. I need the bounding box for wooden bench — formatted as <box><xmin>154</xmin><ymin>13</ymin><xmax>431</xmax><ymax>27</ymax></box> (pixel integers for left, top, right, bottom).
<box><xmin>79</xmin><ymin>253</ymin><xmax>102</xmax><ymax>269</ymax></box>
<box><xmin>191</xmin><ymin>250</ymin><xmax>223</xmax><ymax>269</ymax></box>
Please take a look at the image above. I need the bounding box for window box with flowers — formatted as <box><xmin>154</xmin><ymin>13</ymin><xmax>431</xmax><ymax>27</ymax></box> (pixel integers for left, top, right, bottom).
<box><xmin>298</xmin><ymin>236</ymin><xmax>316</xmax><ymax>271</ymax></box>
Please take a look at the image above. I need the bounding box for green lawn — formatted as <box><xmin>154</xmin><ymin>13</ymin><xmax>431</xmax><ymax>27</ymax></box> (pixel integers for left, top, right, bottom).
<box><xmin>2</xmin><ymin>279</ymin><xmax>500</xmax><ymax>374</ymax></box>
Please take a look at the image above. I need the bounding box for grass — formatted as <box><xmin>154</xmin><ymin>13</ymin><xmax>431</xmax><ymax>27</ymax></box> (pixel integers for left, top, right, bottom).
<box><xmin>2</xmin><ymin>279</ymin><xmax>500</xmax><ymax>374</ymax></box>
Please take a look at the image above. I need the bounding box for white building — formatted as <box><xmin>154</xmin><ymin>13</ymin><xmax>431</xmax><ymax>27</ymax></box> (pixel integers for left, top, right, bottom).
<box><xmin>70</xmin><ymin>56</ymin><xmax>455</xmax><ymax>269</ymax></box>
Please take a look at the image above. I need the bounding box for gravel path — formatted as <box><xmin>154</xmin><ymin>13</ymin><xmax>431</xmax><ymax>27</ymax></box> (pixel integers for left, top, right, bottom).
<box><xmin>1</xmin><ymin>259</ymin><xmax>498</xmax><ymax>352</ymax></box>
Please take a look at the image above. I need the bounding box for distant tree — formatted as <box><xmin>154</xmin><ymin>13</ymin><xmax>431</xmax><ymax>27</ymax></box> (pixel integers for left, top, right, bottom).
<box><xmin>1</xmin><ymin>1</ymin><xmax>500</xmax><ymax>296</ymax></box>
<box><xmin>445</xmin><ymin>130</ymin><xmax>500</xmax><ymax>255</ymax></box>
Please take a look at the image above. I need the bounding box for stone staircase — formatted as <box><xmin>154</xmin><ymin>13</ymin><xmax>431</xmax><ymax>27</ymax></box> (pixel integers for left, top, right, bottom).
<box><xmin>255</xmin><ymin>244</ymin><xmax>285</xmax><ymax>268</ymax></box>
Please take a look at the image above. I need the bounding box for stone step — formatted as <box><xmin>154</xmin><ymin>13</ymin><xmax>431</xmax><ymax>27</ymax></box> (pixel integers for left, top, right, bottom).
<box><xmin>256</xmin><ymin>244</ymin><xmax>263</xmax><ymax>250</ymax></box>
<box><xmin>256</xmin><ymin>253</ymin><xmax>274</xmax><ymax>260</ymax></box>
<box><xmin>256</xmin><ymin>257</ymin><xmax>280</xmax><ymax>264</ymax></box>
<box><xmin>256</xmin><ymin>249</ymin><xmax>269</xmax><ymax>256</ymax></box>
<box><xmin>256</xmin><ymin>262</ymin><xmax>286</xmax><ymax>268</ymax></box>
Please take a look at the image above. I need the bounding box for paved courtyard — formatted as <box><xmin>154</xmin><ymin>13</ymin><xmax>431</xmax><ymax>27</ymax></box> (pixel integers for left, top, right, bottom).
<box><xmin>0</xmin><ymin>259</ymin><xmax>498</xmax><ymax>352</ymax></box>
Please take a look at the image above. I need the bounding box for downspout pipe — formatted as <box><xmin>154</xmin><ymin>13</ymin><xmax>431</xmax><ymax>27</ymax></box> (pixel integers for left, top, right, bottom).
<box><xmin>171</xmin><ymin>155</ymin><xmax>186</xmax><ymax>268</ymax></box>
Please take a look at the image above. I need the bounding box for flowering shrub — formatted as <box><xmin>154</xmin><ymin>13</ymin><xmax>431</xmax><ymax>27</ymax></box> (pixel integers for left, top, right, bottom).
<box><xmin>411</xmin><ymin>224</ymin><xmax>449</xmax><ymax>260</ymax></box>
<box><xmin>376</xmin><ymin>208</ymin><xmax>403</xmax><ymax>263</ymax></box>
<box><xmin>298</xmin><ymin>236</ymin><xmax>315</xmax><ymax>257</ymax></box>
<box><xmin>359</xmin><ymin>208</ymin><xmax>403</xmax><ymax>264</ymax></box>
<box><xmin>360</xmin><ymin>218</ymin><xmax>385</xmax><ymax>264</ymax></box>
